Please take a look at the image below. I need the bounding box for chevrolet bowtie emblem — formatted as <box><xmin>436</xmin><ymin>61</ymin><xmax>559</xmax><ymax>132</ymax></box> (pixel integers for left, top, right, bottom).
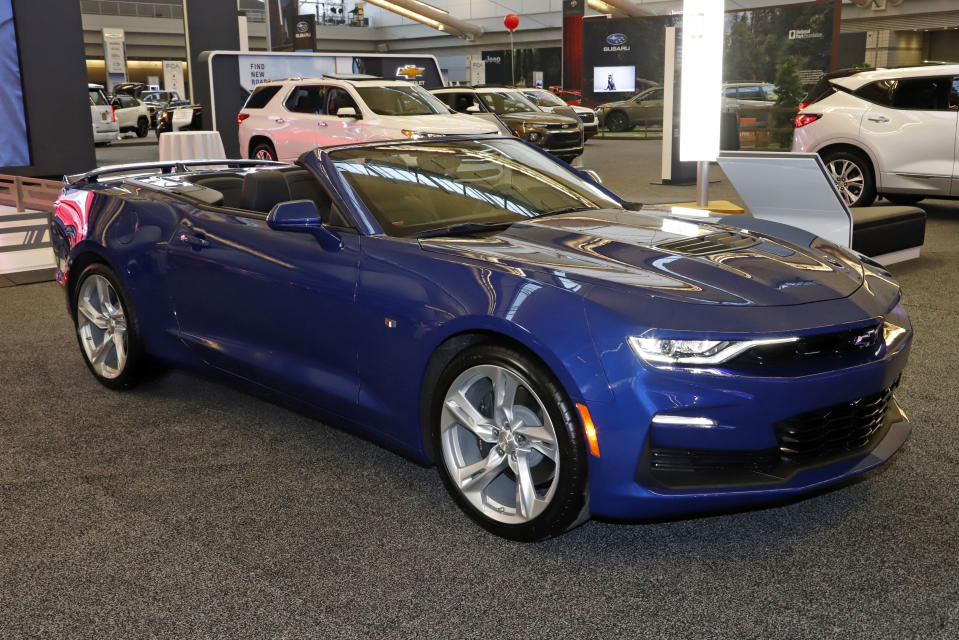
<box><xmin>396</xmin><ymin>65</ymin><xmax>425</xmax><ymax>79</ymax></box>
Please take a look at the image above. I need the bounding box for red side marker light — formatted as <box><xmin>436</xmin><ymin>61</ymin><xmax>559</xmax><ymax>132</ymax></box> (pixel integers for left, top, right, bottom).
<box><xmin>237</xmin><ymin>113</ymin><xmax>250</xmax><ymax>124</ymax></box>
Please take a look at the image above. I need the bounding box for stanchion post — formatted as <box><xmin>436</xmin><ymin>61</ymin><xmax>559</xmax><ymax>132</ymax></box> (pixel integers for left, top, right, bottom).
<box><xmin>696</xmin><ymin>161</ymin><xmax>709</xmax><ymax>207</ymax></box>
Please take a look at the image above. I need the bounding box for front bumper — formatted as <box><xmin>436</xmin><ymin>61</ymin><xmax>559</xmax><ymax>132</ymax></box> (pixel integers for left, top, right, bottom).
<box><xmin>581</xmin><ymin>296</ymin><xmax>913</xmax><ymax>520</ymax></box>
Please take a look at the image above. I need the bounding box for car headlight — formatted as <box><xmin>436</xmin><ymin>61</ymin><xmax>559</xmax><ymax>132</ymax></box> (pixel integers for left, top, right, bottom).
<box><xmin>628</xmin><ymin>335</ymin><xmax>799</xmax><ymax>366</ymax></box>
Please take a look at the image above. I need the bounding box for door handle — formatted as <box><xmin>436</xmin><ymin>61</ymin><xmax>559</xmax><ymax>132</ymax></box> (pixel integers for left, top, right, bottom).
<box><xmin>867</xmin><ymin>115</ymin><xmax>890</xmax><ymax>123</ymax></box>
<box><xmin>317</xmin><ymin>121</ymin><xmax>328</xmax><ymax>127</ymax></box>
<box><xmin>272</xmin><ymin>117</ymin><xmax>286</xmax><ymax>124</ymax></box>
<box><xmin>179</xmin><ymin>233</ymin><xmax>211</xmax><ymax>250</ymax></box>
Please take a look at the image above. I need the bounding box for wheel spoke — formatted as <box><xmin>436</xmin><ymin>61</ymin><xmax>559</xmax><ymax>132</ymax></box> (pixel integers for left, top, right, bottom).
<box><xmin>492</xmin><ymin>368</ymin><xmax>520</xmax><ymax>423</ymax></box>
<box><xmin>112</xmin><ymin>331</ymin><xmax>127</xmax><ymax>368</ymax></box>
<box><xmin>515</xmin><ymin>424</ymin><xmax>557</xmax><ymax>461</ymax></box>
<box><xmin>458</xmin><ymin>448</ymin><xmax>508</xmax><ymax>494</ymax></box>
<box><xmin>78</xmin><ymin>297</ymin><xmax>108</xmax><ymax>329</ymax></box>
<box><xmin>515</xmin><ymin>450</ymin><xmax>540</xmax><ymax>519</ymax></box>
<box><xmin>90</xmin><ymin>334</ymin><xmax>113</xmax><ymax>366</ymax></box>
<box><xmin>445</xmin><ymin>391</ymin><xmax>496</xmax><ymax>442</ymax></box>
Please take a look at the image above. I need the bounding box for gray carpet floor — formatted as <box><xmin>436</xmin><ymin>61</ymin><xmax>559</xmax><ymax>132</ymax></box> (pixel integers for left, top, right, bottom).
<box><xmin>2</xmin><ymin>148</ymin><xmax>958</xmax><ymax>637</ymax></box>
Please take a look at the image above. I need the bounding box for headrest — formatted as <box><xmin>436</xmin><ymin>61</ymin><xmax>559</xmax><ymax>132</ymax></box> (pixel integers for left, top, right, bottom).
<box><xmin>240</xmin><ymin>171</ymin><xmax>291</xmax><ymax>213</ymax></box>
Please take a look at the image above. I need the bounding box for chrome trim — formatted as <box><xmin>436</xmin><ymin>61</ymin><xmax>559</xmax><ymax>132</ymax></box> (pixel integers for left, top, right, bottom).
<box><xmin>892</xmin><ymin>172</ymin><xmax>949</xmax><ymax>180</ymax></box>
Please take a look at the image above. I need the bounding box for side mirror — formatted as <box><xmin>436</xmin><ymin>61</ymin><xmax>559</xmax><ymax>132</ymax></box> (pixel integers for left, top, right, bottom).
<box><xmin>267</xmin><ymin>200</ymin><xmax>342</xmax><ymax>250</ymax></box>
<box><xmin>337</xmin><ymin>106</ymin><xmax>358</xmax><ymax>119</ymax></box>
<box><xmin>465</xmin><ymin>105</ymin><xmax>481</xmax><ymax>113</ymax></box>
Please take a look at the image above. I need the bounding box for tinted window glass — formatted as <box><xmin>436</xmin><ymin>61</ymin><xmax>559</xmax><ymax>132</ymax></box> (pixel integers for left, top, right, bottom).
<box><xmin>442</xmin><ymin>92</ymin><xmax>482</xmax><ymax>113</ymax></box>
<box><xmin>120</xmin><ymin>96</ymin><xmax>137</xmax><ymax>108</ymax></box>
<box><xmin>355</xmin><ymin>85</ymin><xmax>448</xmax><ymax>116</ymax></box>
<box><xmin>245</xmin><ymin>85</ymin><xmax>282</xmax><ymax>109</ymax></box>
<box><xmin>951</xmin><ymin>77</ymin><xmax>959</xmax><ymax>109</ymax></box>
<box><xmin>856</xmin><ymin>80</ymin><xmax>894</xmax><ymax>107</ymax></box>
<box><xmin>724</xmin><ymin>87</ymin><xmax>738</xmax><ymax>98</ymax></box>
<box><xmin>891</xmin><ymin>76</ymin><xmax>952</xmax><ymax>110</ymax></box>
<box><xmin>326</xmin><ymin>88</ymin><xmax>359</xmax><ymax>116</ymax></box>
<box><xmin>522</xmin><ymin>90</ymin><xmax>567</xmax><ymax>108</ymax></box>
<box><xmin>285</xmin><ymin>85</ymin><xmax>327</xmax><ymax>114</ymax></box>
<box><xmin>478</xmin><ymin>91</ymin><xmax>538</xmax><ymax>114</ymax></box>
<box><xmin>738</xmin><ymin>86</ymin><xmax>764</xmax><ymax>101</ymax></box>
<box><xmin>329</xmin><ymin>139</ymin><xmax>620</xmax><ymax>237</ymax></box>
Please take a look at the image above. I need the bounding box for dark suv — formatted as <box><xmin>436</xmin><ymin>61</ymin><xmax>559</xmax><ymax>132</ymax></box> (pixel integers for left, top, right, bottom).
<box><xmin>431</xmin><ymin>86</ymin><xmax>584</xmax><ymax>163</ymax></box>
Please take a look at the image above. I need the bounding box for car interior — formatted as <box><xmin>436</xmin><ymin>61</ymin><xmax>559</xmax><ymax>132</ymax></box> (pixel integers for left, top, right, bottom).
<box><xmin>184</xmin><ymin>168</ymin><xmax>352</xmax><ymax>227</ymax></box>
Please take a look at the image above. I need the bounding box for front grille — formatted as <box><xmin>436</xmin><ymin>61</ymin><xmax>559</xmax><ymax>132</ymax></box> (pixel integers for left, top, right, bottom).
<box><xmin>774</xmin><ymin>386</ymin><xmax>894</xmax><ymax>461</ymax></box>
<box><xmin>577</xmin><ymin>113</ymin><xmax>594</xmax><ymax>123</ymax></box>
<box><xmin>546</xmin><ymin>131</ymin><xmax>582</xmax><ymax>148</ymax></box>
<box><xmin>730</xmin><ymin>322</ymin><xmax>883</xmax><ymax>370</ymax></box>
<box><xmin>642</xmin><ymin>384</ymin><xmax>898</xmax><ymax>489</ymax></box>
<box><xmin>655</xmin><ymin>230</ymin><xmax>759</xmax><ymax>256</ymax></box>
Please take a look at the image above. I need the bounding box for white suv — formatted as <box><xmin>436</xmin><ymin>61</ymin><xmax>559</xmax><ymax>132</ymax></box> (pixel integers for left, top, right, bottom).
<box><xmin>89</xmin><ymin>84</ymin><xmax>119</xmax><ymax>145</ymax></box>
<box><xmin>238</xmin><ymin>74</ymin><xmax>500</xmax><ymax>162</ymax></box>
<box><xmin>793</xmin><ymin>64</ymin><xmax>959</xmax><ymax>207</ymax></box>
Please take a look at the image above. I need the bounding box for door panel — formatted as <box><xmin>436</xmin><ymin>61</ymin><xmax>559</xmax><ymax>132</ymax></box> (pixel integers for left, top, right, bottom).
<box><xmin>166</xmin><ymin>207</ymin><xmax>361</xmax><ymax>413</ymax></box>
<box><xmin>861</xmin><ymin>76</ymin><xmax>958</xmax><ymax>196</ymax></box>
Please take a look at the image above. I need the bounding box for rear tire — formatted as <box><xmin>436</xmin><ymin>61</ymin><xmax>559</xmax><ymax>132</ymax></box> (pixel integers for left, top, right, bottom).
<box><xmin>135</xmin><ymin>117</ymin><xmax>149</xmax><ymax>138</ymax></box>
<box><xmin>883</xmin><ymin>194</ymin><xmax>924</xmax><ymax>206</ymax></box>
<box><xmin>431</xmin><ymin>343</ymin><xmax>589</xmax><ymax>541</ymax></box>
<box><xmin>72</xmin><ymin>263</ymin><xmax>147</xmax><ymax>390</ymax></box>
<box><xmin>251</xmin><ymin>141</ymin><xmax>278</xmax><ymax>161</ymax></box>
<box><xmin>821</xmin><ymin>149</ymin><xmax>876</xmax><ymax>208</ymax></box>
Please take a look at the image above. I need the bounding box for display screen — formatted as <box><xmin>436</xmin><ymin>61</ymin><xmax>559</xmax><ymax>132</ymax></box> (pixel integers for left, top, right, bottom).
<box><xmin>0</xmin><ymin>0</ymin><xmax>30</xmax><ymax>168</ymax></box>
<box><xmin>593</xmin><ymin>66</ymin><xmax>636</xmax><ymax>93</ymax></box>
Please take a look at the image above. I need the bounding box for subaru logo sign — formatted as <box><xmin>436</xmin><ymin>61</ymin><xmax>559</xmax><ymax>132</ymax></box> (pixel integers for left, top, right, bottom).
<box><xmin>297</xmin><ymin>21</ymin><xmax>309</xmax><ymax>33</ymax></box>
<box><xmin>606</xmin><ymin>33</ymin><xmax>627</xmax><ymax>46</ymax></box>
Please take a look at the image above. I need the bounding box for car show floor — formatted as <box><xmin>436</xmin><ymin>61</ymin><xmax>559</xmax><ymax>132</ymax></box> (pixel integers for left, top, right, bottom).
<box><xmin>1</xmin><ymin>143</ymin><xmax>956</xmax><ymax>638</ymax></box>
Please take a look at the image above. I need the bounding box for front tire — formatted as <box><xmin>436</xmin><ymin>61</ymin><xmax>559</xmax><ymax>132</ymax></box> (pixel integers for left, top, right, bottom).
<box><xmin>822</xmin><ymin>149</ymin><xmax>876</xmax><ymax>208</ymax></box>
<box><xmin>135</xmin><ymin>117</ymin><xmax>149</xmax><ymax>138</ymax></box>
<box><xmin>432</xmin><ymin>344</ymin><xmax>589</xmax><ymax>541</ymax></box>
<box><xmin>251</xmin><ymin>141</ymin><xmax>278</xmax><ymax>161</ymax></box>
<box><xmin>73</xmin><ymin>264</ymin><xmax>147</xmax><ymax>390</ymax></box>
<box><xmin>605</xmin><ymin>110</ymin><xmax>629</xmax><ymax>132</ymax></box>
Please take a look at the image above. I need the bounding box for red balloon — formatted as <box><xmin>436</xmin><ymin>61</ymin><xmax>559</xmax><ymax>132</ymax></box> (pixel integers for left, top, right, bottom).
<box><xmin>504</xmin><ymin>13</ymin><xmax>519</xmax><ymax>32</ymax></box>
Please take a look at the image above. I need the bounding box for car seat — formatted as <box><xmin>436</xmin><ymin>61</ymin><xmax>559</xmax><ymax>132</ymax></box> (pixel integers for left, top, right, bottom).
<box><xmin>239</xmin><ymin>171</ymin><xmax>291</xmax><ymax>213</ymax></box>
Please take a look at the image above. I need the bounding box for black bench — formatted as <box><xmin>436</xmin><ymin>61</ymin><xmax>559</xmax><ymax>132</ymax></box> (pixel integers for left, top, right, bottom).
<box><xmin>850</xmin><ymin>205</ymin><xmax>926</xmax><ymax>263</ymax></box>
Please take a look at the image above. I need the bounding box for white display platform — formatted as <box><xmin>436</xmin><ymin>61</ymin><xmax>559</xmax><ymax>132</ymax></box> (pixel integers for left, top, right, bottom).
<box><xmin>159</xmin><ymin>131</ymin><xmax>226</xmax><ymax>162</ymax></box>
<box><xmin>718</xmin><ymin>151</ymin><xmax>853</xmax><ymax>248</ymax></box>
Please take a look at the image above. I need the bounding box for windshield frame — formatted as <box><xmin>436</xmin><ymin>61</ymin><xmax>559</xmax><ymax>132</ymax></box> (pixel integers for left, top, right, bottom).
<box><xmin>522</xmin><ymin>89</ymin><xmax>568</xmax><ymax>108</ymax></box>
<box><xmin>324</xmin><ymin>137</ymin><xmax>621</xmax><ymax>238</ymax></box>
<box><xmin>355</xmin><ymin>84</ymin><xmax>452</xmax><ymax>116</ymax></box>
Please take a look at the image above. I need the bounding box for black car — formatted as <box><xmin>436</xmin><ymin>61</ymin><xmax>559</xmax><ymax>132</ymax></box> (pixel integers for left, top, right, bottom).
<box><xmin>156</xmin><ymin>104</ymin><xmax>203</xmax><ymax>137</ymax></box>
<box><xmin>431</xmin><ymin>87</ymin><xmax>584</xmax><ymax>163</ymax></box>
<box><xmin>141</xmin><ymin>90</ymin><xmax>188</xmax><ymax>127</ymax></box>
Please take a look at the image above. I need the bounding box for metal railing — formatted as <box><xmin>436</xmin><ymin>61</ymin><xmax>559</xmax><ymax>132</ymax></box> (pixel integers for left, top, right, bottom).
<box><xmin>80</xmin><ymin>1</ymin><xmax>184</xmax><ymax>19</ymax></box>
<box><xmin>0</xmin><ymin>175</ymin><xmax>63</xmax><ymax>213</ymax></box>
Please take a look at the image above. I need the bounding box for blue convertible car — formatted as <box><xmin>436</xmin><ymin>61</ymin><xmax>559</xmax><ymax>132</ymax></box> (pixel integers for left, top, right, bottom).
<box><xmin>51</xmin><ymin>137</ymin><xmax>912</xmax><ymax>540</ymax></box>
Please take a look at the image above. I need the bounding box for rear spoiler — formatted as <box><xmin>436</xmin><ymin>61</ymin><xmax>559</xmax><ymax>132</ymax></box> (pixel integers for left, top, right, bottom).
<box><xmin>66</xmin><ymin>159</ymin><xmax>287</xmax><ymax>186</ymax></box>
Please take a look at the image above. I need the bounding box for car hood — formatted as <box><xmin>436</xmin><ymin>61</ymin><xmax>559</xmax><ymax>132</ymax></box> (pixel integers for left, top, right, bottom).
<box><xmin>598</xmin><ymin>100</ymin><xmax>629</xmax><ymax>109</ymax></box>
<box><xmin>419</xmin><ymin>208</ymin><xmax>864</xmax><ymax>307</ymax></box>
<box><xmin>372</xmin><ymin>114</ymin><xmax>498</xmax><ymax>135</ymax></box>
<box><xmin>498</xmin><ymin>112</ymin><xmax>580</xmax><ymax>127</ymax></box>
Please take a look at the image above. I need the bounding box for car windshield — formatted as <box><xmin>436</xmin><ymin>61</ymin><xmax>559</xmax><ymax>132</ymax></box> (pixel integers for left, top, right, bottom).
<box><xmin>478</xmin><ymin>91</ymin><xmax>539</xmax><ymax>114</ymax></box>
<box><xmin>330</xmin><ymin>139</ymin><xmax>620</xmax><ymax>237</ymax></box>
<box><xmin>522</xmin><ymin>90</ymin><xmax>567</xmax><ymax>108</ymax></box>
<box><xmin>355</xmin><ymin>85</ymin><xmax>450</xmax><ymax>116</ymax></box>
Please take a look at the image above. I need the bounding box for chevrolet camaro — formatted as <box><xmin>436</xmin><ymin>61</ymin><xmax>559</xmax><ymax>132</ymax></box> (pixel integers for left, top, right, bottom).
<box><xmin>51</xmin><ymin>137</ymin><xmax>913</xmax><ymax>541</ymax></box>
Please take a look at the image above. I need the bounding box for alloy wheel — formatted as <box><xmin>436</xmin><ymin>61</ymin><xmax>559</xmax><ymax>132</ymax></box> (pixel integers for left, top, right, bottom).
<box><xmin>440</xmin><ymin>364</ymin><xmax>560</xmax><ymax>525</ymax></box>
<box><xmin>827</xmin><ymin>158</ymin><xmax>865</xmax><ymax>206</ymax></box>
<box><xmin>76</xmin><ymin>274</ymin><xmax>129</xmax><ymax>379</ymax></box>
<box><xmin>254</xmin><ymin>148</ymin><xmax>275</xmax><ymax>161</ymax></box>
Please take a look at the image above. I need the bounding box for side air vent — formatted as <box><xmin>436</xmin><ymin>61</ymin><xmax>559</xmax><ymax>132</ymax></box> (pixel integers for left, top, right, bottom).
<box><xmin>655</xmin><ymin>231</ymin><xmax>759</xmax><ymax>256</ymax></box>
